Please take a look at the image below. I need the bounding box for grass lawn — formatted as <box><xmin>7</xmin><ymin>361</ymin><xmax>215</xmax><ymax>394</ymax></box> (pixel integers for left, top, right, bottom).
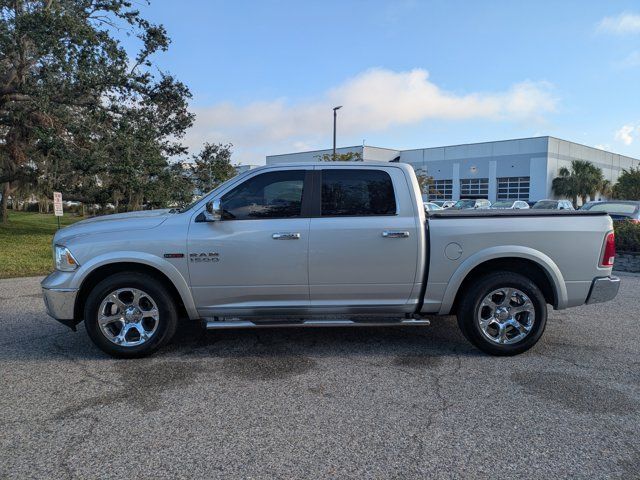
<box><xmin>0</xmin><ymin>211</ymin><xmax>84</xmax><ymax>279</ymax></box>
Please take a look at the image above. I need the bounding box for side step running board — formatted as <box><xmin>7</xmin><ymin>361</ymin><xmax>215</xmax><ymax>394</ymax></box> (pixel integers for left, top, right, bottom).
<box><xmin>204</xmin><ymin>318</ymin><xmax>430</xmax><ymax>330</ymax></box>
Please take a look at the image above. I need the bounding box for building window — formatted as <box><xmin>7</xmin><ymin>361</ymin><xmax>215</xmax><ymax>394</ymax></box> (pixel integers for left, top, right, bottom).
<box><xmin>429</xmin><ymin>179</ymin><xmax>453</xmax><ymax>200</ymax></box>
<box><xmin>460</xmin><ymin>178</ymin><xmax>489</xmax><ymax>199</ymax></box>
<box><xmin>497</xmin><ymin>176</ymin><xmax>530</xmax><ymax>200</ymax></box>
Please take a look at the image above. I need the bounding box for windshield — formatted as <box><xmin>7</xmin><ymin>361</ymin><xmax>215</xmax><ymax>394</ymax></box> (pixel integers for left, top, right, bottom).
<box><xmin>585</xmin><ymin>202</ymin><xmax>638</xmax><ymax>214</ymax></box>
<box><xmin>177</xmin><ymin>196</ymin><xmax>204</xmax><ymax>213</ymax></box>
<box><xmin>532</xmin><ymin>201</ymin><xmax>557</xmax><ymax>209</ymax></box>
<box><xmin>492</xmin><ymin>201</ymin><xmax>512</xmax><ymax>208</ymax></box>
<box><xmin>453</xmin><ymin>199</ymin><xmax>475</xmax><ymax>208</ymax></box>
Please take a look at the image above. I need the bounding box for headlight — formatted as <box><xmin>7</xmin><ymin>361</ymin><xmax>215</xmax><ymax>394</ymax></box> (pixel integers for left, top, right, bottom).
<box><xmin>54</xmin><ymin>245</ymin><xmax>79</xmax><ymax>271</ymax></box>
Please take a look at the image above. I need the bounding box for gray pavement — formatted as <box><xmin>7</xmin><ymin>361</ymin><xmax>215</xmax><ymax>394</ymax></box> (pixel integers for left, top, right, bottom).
<box><xmin>0</xmin><ymin>275</ymin><xmax>639</xmax><ymax>479</ymax></box>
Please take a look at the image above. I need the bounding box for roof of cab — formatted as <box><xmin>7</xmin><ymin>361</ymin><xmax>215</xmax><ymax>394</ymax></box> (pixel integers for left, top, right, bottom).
<box><xmin>258</xmin><ymin>161</ymin><xmax>411</xmax><ymax>168</ymax></box>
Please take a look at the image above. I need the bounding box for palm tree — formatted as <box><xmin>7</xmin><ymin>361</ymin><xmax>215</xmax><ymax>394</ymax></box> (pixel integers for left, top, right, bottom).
<box><xmin>552</xmin><ymin>160</ymin><xmax>606</xmax><ymax>206</ymax></box>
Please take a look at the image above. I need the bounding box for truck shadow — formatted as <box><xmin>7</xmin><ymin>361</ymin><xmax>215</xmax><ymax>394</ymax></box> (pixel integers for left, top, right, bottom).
<box><xmin>0</xmin><ymin>314</ymin><xmax>481</xmax><ymax>364</ymax></box>
<box><xmin>164</xmin><ymin>315</ymin><xmax>480</xmax><ymax>360</ymax></box>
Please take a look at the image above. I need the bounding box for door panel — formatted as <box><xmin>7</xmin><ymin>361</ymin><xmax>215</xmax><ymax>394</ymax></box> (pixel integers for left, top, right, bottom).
<box><xmin>188</xmin><ymin>218</ymin><xmax>310</xmax><ymax>313</ymax></box>
<box><xmin>308</xmin><ymin>167</ymin><xmax>420</xmax><ymax>308</ymax></box>
<box><xmin>188</xmin><ymin>169</ymin><xmax>311</xmax><ymax>315</ymax></box>
<box><xmin>309</xmin><ymin>216</ymin><xmax>419</xmax><ymax>306</ymax></box>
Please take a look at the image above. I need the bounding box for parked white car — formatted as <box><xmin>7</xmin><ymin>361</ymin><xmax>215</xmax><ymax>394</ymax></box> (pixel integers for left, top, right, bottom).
<box><xmin>423</xmin><ymin>202</ymin><xmax>444</xmax><ymax>211</ymax></box>
<box><xmin>492</xmin><ymin>200</ymin><xmax>530</xmax><ymax>209</ymax></box>
<box><xmin>450</xmin><ymin>199</ymin><xmax>492</xmax><ymax>210</ymax></box>
<box><xmin>532</xmin><ymin>200</ymin><xmax>575</xmax><ymax>210</ymax></box>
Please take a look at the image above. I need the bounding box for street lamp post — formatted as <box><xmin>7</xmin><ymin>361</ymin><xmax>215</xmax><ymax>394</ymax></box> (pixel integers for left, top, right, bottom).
<box><xmin>332</xmin><ymin>106</ymin><xmax>342</xmax><ymax>159</ymax></box>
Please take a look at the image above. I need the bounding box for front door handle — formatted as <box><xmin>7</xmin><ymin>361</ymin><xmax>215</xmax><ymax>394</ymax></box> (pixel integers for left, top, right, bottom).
<box><xmin>382</xmin><ymin>230</ymin><xmax>410</xmax><ymax>238</ymax></box>
<box><xmin>272</xmin><ymin>232</ymin><xmax>301</xmax><ymax>240</ymax></box>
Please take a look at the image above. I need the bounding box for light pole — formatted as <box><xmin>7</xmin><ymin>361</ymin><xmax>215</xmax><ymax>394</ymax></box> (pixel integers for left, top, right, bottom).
<box><xmin>333</xmin><ymin>106</ymin><xmax>342</xmax><ymax>159</ymax></box>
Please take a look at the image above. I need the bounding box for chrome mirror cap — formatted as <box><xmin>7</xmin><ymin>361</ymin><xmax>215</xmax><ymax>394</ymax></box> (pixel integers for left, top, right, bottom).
<box><xmin>204</xmin><ymin>199</ymin><xmax>222</xmax><ymax>222</ymax></box>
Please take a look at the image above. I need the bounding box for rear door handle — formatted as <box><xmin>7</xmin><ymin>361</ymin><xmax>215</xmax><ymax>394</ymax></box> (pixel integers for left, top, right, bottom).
<box><xmin>382</xmin><ymin>230</ymin><xmax>410</xmax><ymax>238</ymax></box>
<box><xmin>272</xmin><ymin>232</ymin><xmax>301</xmax><ymax>240</ymax></box>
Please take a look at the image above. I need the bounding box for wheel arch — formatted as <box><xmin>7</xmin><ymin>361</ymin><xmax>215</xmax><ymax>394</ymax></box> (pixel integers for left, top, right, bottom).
<box><xmin>439</xmin><ymin>246</ymin><xmax>567</xmax><ymax>315</ymax></box>
<box><xmin>72</xmin><ymin>255</ymin><xmax>198</xmax><ymax>322</ymax></box>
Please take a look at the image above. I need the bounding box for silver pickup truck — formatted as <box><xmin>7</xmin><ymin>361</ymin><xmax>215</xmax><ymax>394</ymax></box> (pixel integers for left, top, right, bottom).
<box><xmin>42</xmin><ymin>162</ymin><xmax>620</xmax><ymax>358</ymax></box>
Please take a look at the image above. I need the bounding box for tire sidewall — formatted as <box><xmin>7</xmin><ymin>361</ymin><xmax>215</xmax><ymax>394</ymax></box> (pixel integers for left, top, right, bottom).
<box><xmin>459</xmin><ymin>272</ymin><xmax>547</xmax><ymax>356</ymax></box>
<box><xmin>84</xmin><ymin>272</ymin><xmax>177</xmax><ymax>358</ymax></box>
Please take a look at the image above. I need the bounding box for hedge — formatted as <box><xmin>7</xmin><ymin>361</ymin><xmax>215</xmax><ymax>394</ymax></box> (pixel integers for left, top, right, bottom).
<box><xmin>614</xmin><ymin>220</ymin><xmax>640</xmax><ymax>253</ymax></box>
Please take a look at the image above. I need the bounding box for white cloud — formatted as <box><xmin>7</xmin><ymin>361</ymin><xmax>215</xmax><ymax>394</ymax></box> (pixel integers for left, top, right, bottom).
<box><xmin>618</xmin><ymin>50</ymin><xmax>640</xmax><ymax>68</ymax></box>
<box><xmin>597</xmin><ymin>12</ymin><xmax>640</xmax><ymax>34</ymax></box>
<box><xmin>615</xmin><ymin>125</ymin><xmax>636</xmax><ymax>145</ymax></box>
<box><xmin>186</xmin><ymin>68</ymin><xmax>558</xmax><ymax>163</ymax></box>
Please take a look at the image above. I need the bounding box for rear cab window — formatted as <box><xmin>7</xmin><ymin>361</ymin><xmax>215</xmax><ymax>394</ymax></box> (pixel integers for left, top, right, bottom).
<box><xmin>320</xmin><ymin>169</ymin><xmax>397</xmax><ymax>216</ymax></box>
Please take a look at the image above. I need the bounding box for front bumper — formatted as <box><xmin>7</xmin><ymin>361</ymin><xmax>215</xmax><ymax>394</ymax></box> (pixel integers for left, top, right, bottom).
<box><xmin>42</xmin><ymin>286</ymin><xmax>77</xmax><ymax>318</ymax></box>
<box><xmin>586</xmin><ymin>276</ymin><xmax>620</xmax><ymax>305</ymax></box>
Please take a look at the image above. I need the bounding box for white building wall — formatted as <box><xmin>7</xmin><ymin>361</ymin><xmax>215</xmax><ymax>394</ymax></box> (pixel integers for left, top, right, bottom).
<box><xmin>362</xmin><ymin>146</ymin><xmax>400</xmax><ymax>161</ymax></box>
<box><xmin>266</xmin><ymin>136</ymin><xmax>640</xmax><ymax>202</ymax></box>
<box><xmin>546</xmin><ymin>137</ymin><xmax>640</xmax><ymax>201</ymax></box>
<box><xmin>266</xmin><ymin>146</ymin><xmax>364</xmax><ymax>164</ymax></box>
<box><xmin>529</xmin><ymin>156</ymin><xmax>549</xmax><ymax>201</ymax></box>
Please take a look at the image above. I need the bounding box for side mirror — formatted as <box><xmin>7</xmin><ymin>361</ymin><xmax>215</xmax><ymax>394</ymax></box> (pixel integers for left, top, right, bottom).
<box><xmin>204</xmin><ymin>199</ymin><xmax>222</xmax><ymax>222</ymax></box>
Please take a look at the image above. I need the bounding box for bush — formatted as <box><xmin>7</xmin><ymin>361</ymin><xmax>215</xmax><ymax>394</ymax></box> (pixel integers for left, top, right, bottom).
<box><xmin>614</xmin><ymin>221</ymin><xmax>640</xmax><ymax>253</ymax></box>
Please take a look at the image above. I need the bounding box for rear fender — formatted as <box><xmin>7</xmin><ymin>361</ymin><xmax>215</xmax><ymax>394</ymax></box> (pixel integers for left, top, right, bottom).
<box><xmin>438</xmin><ymin>245</ymin><xmax>567</xmax><ymax>315</ymax></box>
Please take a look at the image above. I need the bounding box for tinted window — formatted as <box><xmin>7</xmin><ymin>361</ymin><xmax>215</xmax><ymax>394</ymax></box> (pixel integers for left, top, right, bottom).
<box><xmin>221</xmin><ymin>170</ymin><xmax>305</xmax><ymax>220</ymax></box>
<box><xmin>588</xmin><ymin>202</ymin><xmax>638</xmax><ymax>214</ymax></box>
<box><xmin>453</xmin><ymin>199</ymin><xmax>475</xmax><ymax>209</ymax></box>
<box><xmin>321</xmin><ymin>169</ymin><xmax>396</xmax><ymax>216</ymax></box>
<box><xmin>532</xmin><ymin>201</ymin><xmax>558</xmax><ymax>210</ymax></box>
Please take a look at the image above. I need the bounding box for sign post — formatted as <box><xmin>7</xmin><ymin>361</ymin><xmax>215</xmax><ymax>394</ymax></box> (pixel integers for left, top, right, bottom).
<box><xmin>53</xmin><ymin>192</ymin><xmax>63</xmax><ymax>230</ymax></box>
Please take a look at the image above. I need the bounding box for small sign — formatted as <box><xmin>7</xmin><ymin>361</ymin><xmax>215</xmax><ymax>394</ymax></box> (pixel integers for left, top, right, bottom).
<box><xmin>53</xmin><ymin>192</ymin><xmax>63</xmax><ymax>217</ymax></box>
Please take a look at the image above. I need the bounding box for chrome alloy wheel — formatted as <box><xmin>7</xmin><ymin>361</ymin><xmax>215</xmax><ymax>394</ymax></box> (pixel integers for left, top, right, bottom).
<box><xmin>477</xmin><ymin>287</ymin><xmax>535</xmax><ymax>345</ymax></box>
<box><xmin>97</xmin><ymin>288</ymin><xmax>159</xmax><ymax>347</ymax></box>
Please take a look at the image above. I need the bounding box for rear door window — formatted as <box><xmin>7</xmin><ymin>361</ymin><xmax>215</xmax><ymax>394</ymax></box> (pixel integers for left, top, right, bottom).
<box><xmin>321</xmin><ymin>169</ymin><xmax>397</xmax><ymax>216</ymax></box>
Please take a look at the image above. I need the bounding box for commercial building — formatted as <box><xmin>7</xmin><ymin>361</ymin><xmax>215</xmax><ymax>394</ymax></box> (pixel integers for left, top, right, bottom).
<box><xmin>266</xmin><ymin>136</ymin><xmax>640</xmax><ymax>202</ymax></box>
<box><xmin>234</xmin><ymin>164</ymin><xmax>260</xmax><ymax>175</ymax></box>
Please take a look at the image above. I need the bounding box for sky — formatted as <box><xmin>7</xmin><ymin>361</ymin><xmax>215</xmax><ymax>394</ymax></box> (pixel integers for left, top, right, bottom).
<box><xmin>126</xmin><ymin>0</ymin><xmax>640</xmax><ymax>164</ymax></box>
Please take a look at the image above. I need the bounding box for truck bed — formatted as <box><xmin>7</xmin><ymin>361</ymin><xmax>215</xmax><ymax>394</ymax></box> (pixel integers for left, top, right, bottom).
<box><xmin>428</xmin><ymin>210</ymin><xmax>609</xmax><ymax>218</ymax></box>
<box><xmin>422</xmin><ymin>209</ymin><xmax>613</xmax><ymax>315</ymax></box>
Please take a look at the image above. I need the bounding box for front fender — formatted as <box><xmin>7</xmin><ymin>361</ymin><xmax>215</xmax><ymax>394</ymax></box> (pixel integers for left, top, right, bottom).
<box><xmin>437</xmin><ymin>245</ymin><xmax>568</xmax><ymax>315</ymax></box>
<box><xmin>70</xmin><ymin>251</ymin><xmax>198</xmax><ymax>320</ymax></box>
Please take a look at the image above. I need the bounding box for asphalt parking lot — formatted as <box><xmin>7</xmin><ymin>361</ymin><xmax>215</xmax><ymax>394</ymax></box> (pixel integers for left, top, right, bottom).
<box><xmin>1</xmin><ymin>275</ymin><xmax>639</xmax><ymax>479</ymax></box>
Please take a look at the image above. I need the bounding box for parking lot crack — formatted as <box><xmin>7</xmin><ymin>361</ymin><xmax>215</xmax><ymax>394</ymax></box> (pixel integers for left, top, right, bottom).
<box><xmin>52</xmin><ymin>342</ymin><xmax>121</xmax><ymax>388</ymax></box>
<box><xmin>57</xmin><ymin>413</ymin><xmax>99</xmax><ymax>480</ymax></box>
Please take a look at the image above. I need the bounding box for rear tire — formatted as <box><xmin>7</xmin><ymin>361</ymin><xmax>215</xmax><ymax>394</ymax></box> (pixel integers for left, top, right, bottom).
<box><xmin>457</xmin><ymin>271</ymin><xmax>547</xmax><ymax>356</ymax></box>
<box><xmin>84</xmin><ymin>272</ymin><xmax>178</xmax><ymax>358</ymax></box>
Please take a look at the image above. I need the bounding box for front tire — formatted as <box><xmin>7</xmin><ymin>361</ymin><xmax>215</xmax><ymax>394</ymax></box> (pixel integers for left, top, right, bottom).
<box><xmin>457</xmin><ymin>271</ymin><xmax>547</xmax><ymax>356</ymax></box>
<box><xmin>84</xmin><ymin>272</ymin><xmax>178</xmax><ymax>358</ymax></box>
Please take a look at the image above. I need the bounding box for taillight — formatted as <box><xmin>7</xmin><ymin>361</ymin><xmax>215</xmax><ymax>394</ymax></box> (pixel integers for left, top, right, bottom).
<box><xmin>600</xmin><ymin>231</ymin><xmax>616</xmax><ymax>267</ymax></box>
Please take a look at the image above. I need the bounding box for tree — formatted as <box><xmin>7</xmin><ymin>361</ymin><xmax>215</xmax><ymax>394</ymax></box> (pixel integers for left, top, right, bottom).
<box><xmin>612</xmin><ymin>167</ymin><xmax>640</xmax><ymax>200</ymax></box>
<box><xmin>414</xmin><ymin>168</ymin><xmax>440</xmax><ymax>199</ymax></box>
<box><xmin>552</xmin><ymin>160</ymin><xmax>607</xmax><ymax>206</ymax></box>
<box><xmin>316</xmin><ymin>151</ymin><xmax>363</xmax><ymax>162</ymax></box>
<box><xmin>0</xmin><ymin>0</ymin><xmax>193</xmax><ymax>221</ymax></box>
<box><xmin>190</xmin><ymin>142</ymin><xmax>236</xmax><ymax>194</ymax></box>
